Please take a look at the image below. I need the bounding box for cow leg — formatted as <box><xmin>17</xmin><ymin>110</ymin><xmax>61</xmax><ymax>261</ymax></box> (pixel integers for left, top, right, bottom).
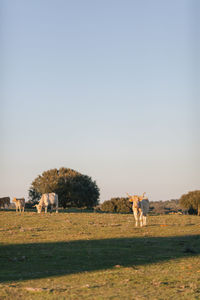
<box><xmin>143</xmin><ymin>215</ymin><xmax>147</xmax><ymax>226</ymax></box>
<box><xmin>140</xmin><ymin>213</ymin><xmax>143</xmax><ymax>227</ymax></box>
<box><xmin>45</xmin><ymin>206</ymin><xmax>48</xmax><ymax>213</ymax></box>
<box><xmin>51</xmin><ymin>205</ymin><xmax>53</xmax><ymax>212</ymax></box>
<box><xmin>133</xmin><ymin>209</ymin><xmax>139</xmax><ymax>227</ymax></box>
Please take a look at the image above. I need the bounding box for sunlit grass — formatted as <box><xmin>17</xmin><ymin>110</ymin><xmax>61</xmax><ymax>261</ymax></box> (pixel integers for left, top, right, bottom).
<box><xmin>0</xmin><ymin>211</ymin><xmax>200</xmax><ymax>299</ymax></box>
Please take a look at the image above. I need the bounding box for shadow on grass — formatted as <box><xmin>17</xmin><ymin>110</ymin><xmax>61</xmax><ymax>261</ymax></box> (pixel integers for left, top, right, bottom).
<box><xmin>1</xmin><ymin>235</ymin><xmax>200</xmax><ymax>282</ymax></box>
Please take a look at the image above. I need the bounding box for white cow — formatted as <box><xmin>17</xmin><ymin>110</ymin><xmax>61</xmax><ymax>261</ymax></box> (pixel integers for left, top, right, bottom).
<box><xmin>13</xmin><ymin>198</ymin><xmax>25</xmax><ymax>213</ymax></box>
<box><xmin>127</xmin><ymin>192</ymin><xmax>149</xmax><ymax>227</ymax></box>
<box><xmin>34</xmin><ymin>193</ymin><xmax>58</xmax><ymax>213</ymax></box>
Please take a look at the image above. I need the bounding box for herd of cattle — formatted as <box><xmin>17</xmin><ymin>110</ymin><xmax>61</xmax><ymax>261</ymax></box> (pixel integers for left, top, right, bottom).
<box><xmin>0</xmin><ymin>193</ymin><xmax>58</xmax><ymax>213</ymax></box>
<box><xmin>0</xmin><ymin>192</ymin><xmax>149</xmax><ymax>227</ymax></box>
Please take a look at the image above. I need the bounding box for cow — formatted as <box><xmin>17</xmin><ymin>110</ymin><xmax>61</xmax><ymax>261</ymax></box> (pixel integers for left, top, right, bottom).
<box><xmin>34</xmin><ymin>193</ymin><xmax>58</xmax><ymax>213</ymax></box>
<box><xmin>127</xmin><ymin>192</ymin><xmax>149</xmax><ymax>227</ymax></box>
<box><xmin>13</xmin><ymin>198</ymin><xmax>25</xmax><ymax>213</ymax></box>
<box><xmin>0</xmin><ymin>197</ymin><xmax>10</xmax><ymax>209</ymax></box>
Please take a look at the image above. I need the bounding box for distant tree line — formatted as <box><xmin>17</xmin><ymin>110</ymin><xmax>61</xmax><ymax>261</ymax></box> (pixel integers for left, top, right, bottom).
<box><xmin>98</xmin><ymin>191</ymin><xmax>200</xmax><ymax>215</ymax></box>
<box><xmin>98</xmin><ymin>198</ymin><xmax>183</xmax><ymax>214</ymax></box>
<box><xmin>27</xmin><ymin>167</ymin><xmax>199</xmax><ymax>215</ymax></box>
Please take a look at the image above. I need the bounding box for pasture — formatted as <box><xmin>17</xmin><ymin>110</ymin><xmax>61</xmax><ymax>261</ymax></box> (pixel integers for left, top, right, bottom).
<box><xmin>0</xmin><ymin>211</ymin><xmax>200</xmax><ymax>299</ymax></box>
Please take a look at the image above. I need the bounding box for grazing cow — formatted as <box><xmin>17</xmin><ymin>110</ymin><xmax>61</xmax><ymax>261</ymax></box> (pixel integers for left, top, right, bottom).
<box><xmin>13</xmin><ymin>198</ymin><xmax>25</xmax><ymax>213</ymax></box>
<box><xmin>0</xmin><ymin>197</ymin><xmax>10</xmax><ymax>209</ymax></box>
<box><xmin>127</xmin><ymin>192</ymin><xmax>149</xmax><ymax>227</ymax></box>
<box><xmin>34</xmin><ymin>193</ymin><xmax>58</xmax><ymax>213</ymax></box>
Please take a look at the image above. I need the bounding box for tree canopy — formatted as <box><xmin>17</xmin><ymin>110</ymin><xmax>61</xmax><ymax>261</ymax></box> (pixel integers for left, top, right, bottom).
<box><xmin>180</xmin><ymin>190</ymin><xmax>200</xmax><ymax>215</ymax></box>
<box><xmin>29</xmin><ymin>167</ymin><xmax>100</xmax><ymax>208</ymax></box>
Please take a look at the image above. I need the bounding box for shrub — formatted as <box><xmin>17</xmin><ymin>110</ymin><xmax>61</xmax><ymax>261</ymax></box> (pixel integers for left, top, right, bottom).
<box><xmin>180</xmin><ymin>190</ymin><xmax>200</xmax><ymax>215</ymax></box>
<box><xmin>100</xmin><ymin>198</ymin><xmax>132</xmax><ymax>213</ymax></box>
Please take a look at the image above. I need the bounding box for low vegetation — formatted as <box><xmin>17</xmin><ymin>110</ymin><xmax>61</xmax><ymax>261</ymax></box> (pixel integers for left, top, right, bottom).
<box><xmin>0</xmin><ymin>210</ymin><xmax>200</xmax><ymax>299</ymax></box>
<box><xmin>99</xmin><ymin>197</ymin><xmax>132</xmax><ymax>213</ymax></box>
<box><xmin>180</xmin><ymin>190</ymin><xmax>200</xmax><ymax>215</ymax></box>
<box><xmin>99</xmin><ymin>198</ymin><xmax>184</xmax><ymax>215</ymax></box>
<box><xmin>98</xmin><ymin>190</ymin><xmax>200</xmax><ymax>215</ymax></box>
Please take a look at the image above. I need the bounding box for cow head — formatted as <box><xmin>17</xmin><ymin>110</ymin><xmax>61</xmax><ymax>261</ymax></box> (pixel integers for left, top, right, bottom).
<box><xmin>33</xmin><ymin>204</ymin><xmax>42</xmax><ymax>213</ymax></box>
<box><xmin>126</xmin><ymin>193</ymin><xmax>146</xmax><ymax>208</ymax></box>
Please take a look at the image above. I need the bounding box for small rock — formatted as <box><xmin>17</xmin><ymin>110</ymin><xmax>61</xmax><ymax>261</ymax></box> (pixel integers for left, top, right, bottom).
<box><xmin>25</xmin><ymin>287</ymin><xmax>47</xmax><ymax>292</ymax></box>
<box><xmin>82</xmin><ymin>284</ymin><xmax>90</xmax><ymax>288</ymax></box>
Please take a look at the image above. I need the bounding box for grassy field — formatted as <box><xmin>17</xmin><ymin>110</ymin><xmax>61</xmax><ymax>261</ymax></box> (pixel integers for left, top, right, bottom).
<box><xmin>0</xmin><ymin>210</ymin><xmax>200</xmax><ymax>299</ymax></box>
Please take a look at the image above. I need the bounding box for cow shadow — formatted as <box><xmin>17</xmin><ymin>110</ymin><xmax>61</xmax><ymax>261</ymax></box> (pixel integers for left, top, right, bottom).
<box><xmin>0</xmin><ymin>235</ymin><xmax>200</xmax><ymax>282</ymax></box>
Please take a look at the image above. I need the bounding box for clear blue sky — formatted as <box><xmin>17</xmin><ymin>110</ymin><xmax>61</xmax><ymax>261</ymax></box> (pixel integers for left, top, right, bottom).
<box><xmin>1</xmin><ymin>0</ymin><xmax>199</xmax><ymax>202</ymax></box>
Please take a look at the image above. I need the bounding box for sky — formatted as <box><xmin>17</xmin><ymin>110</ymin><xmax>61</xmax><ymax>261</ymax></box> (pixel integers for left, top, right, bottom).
<box><xmin>1</xmin><ymin>0</ymin><xmax>199</xmax><ymax>203</ymax></box>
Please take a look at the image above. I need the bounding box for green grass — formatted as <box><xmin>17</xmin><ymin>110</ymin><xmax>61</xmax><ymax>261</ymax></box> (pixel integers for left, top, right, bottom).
<box><xmin>0</xmin><ymin>211</ymin><xmax>200</xmax><ymax>299</ymax></box>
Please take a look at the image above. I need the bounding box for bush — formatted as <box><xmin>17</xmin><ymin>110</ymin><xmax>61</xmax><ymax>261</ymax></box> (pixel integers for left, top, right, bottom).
<box><xmin>100</xmin><ymin>198</ymin><xmax>132</xmax><ymax>213</ymax></box>
<box><xmin>180</xmin><ymin>190</ymin><xmax>200</xmax><ymax>215</ymax></box>
<box><xmin>25</xmin><ymin>201</ymin><xmax>36</xmax><ymax>209</ymax></box>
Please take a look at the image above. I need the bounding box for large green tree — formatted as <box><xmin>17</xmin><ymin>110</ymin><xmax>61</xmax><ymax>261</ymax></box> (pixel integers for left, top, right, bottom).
<box><xmin>180</xmin><ymin>190</ymin><xmax>200</xmax><ymax>215</ymax></box>
<box><xmin>29</xmin><ymin>167</ymin><xmax>100</xmax><ymax>208</ymax></box>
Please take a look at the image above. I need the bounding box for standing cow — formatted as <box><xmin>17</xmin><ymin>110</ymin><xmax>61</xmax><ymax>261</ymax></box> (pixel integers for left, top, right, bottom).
<box><xmin>34</xmin><ymin>193</ymin><xmax>58</xmax><ymax>213</ymax></box>
<box><xmin>127</xmin><ymin>192</ymin><xmax>149</xmax><ymax>227</ymax></box>
<box><xmin>0</xmin><ymin>197</ymin><xmax>10</xmax><ymax>209</ymax></box>
<box><xmin>13</xmin><ymin>198</ymin><xmax>25</xmax><ymax>213</ymax></box>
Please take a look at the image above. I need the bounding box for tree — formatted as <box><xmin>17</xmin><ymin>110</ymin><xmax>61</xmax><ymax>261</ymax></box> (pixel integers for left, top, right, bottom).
<box><xmin>29</xmin><ymin>167</ymin><xmax>100</xmax><ymax>208</ymax></box>
<box><xmin>180</xmin><ymin>190</ymin><xmax>200</xmax><ymax>215</ymax></box>
<box><xmin>26</xmin><ymin>188</ymin><xmax>42</xmax><ymax>208</ymax></box>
